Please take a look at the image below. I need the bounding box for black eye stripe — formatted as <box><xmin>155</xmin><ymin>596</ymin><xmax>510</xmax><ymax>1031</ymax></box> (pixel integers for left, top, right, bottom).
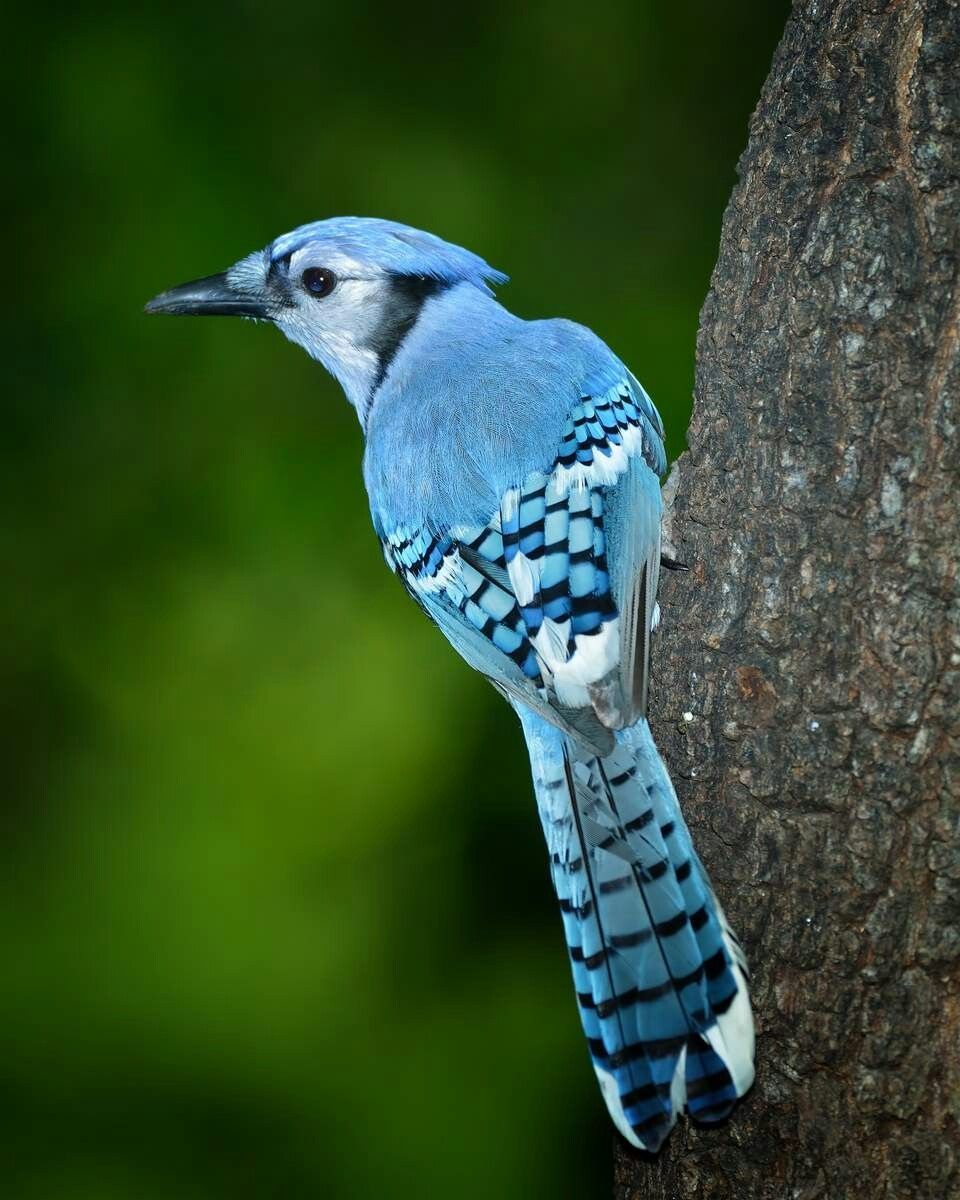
<box><xmin>301</xmin><ymin>267</ymin><xmax>337</xmax><ymax>298</ymax></box>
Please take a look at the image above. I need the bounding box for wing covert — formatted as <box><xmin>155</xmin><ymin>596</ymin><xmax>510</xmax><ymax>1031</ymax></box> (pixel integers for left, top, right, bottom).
<box><xmin>381</xmin><ymin>374</ymin><xmax>666</xmax><ymax>741</ymax></box>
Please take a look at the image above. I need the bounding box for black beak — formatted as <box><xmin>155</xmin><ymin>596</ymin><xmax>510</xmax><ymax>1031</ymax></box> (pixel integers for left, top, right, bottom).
<box><xmin>144</xmin><ymin>271</ymin><xmax>272</xmax><ymax>319</ymax></box>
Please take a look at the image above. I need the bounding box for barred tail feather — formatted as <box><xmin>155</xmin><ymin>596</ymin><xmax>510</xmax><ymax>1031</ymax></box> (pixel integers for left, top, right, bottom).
<box><xmin>518</xmin><ymin>707</ymin><xmax>755</xmax><ymax>1151</ymax></box>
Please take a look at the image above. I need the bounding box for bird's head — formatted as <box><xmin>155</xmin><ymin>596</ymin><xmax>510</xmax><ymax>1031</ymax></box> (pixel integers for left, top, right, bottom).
<box><xmin>145</xmin><ymin>217</ymin><xmax>507</xmax><ymax>414</ymax></box>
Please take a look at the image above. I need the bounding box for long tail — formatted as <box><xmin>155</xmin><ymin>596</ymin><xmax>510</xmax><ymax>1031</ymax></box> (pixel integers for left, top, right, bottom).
<box><xmin>517</xmin><ymin>706</ymin><xmax>754</xmax><ymax>1151</ymax></box>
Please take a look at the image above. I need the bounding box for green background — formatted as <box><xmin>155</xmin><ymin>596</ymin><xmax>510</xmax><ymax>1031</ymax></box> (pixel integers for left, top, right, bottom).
<box><xmin>5</xmin><ymin>4</ymin><xmax>788</xmax><ymax>1197</ymax></box>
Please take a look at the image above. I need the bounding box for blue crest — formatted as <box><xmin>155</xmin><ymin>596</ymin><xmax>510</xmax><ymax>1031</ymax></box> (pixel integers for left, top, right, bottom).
<box><xmin>269</xmin><ymin>217</ymin><xmax>508</xmax><ymax>296</ymax></box>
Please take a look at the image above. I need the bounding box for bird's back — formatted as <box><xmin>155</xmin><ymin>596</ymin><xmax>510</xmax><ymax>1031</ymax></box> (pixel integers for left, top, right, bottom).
<box><xmin>363</xmin><ymin>282</ymin><xmax>623</xmax><ymax>534</ymax></box>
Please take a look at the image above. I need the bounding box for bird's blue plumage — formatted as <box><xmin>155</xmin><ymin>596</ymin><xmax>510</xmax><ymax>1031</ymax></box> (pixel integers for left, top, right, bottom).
<box><xmin>364</xmin><ymin>282</ymin><xmax>644</xmax><ymax>529</ymax></box>
<box><xmin>520</xmin><ymin>710</ymin><xmax>751</xmax><ymax>1146</ymax></box>
<box><xmin>147</xmin><ymin>216</ymin><xmax>755</xmax><ymax>1151</ymax></box>
<box><xmin>270</xmin><ymin>216</ymin><xmax>508</xmax><ymax>293</ymax></box>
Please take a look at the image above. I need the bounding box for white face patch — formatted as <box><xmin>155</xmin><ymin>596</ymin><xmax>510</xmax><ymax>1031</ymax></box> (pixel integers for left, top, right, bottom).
<box><xmin>278</xmin><ymin>273</ymin><xmax>386</xmax><ymax>352</ymax></box>
<box><xmin>274</xmin><ymin>270</ymin><xmax>392</xmax><ymax>411</ymax></box>
<box><xmin>273</xmin><ymin>250</ymin><xmax>449</xmax><ymax>422</ymax></box>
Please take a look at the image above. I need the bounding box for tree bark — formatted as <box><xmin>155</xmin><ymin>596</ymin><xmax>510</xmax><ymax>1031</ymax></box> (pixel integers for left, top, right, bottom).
<box><xmin>615</xmin><ymin>2</ymin><xmax>960</xmax><ymax>1197</ymax></box>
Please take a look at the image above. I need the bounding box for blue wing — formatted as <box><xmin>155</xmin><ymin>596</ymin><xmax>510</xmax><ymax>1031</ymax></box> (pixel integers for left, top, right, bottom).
<box><xmin>380</xmin><ymin>371</ymin><xmax>666</xmax><ymax>742</ymax></box>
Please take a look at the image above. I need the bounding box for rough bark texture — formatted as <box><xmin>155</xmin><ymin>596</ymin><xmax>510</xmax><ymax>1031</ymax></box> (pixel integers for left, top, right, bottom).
<box><xmin>615</xmin><ymin>1</ymin><xmax>960</xmax><ymax>1197</ymax></box>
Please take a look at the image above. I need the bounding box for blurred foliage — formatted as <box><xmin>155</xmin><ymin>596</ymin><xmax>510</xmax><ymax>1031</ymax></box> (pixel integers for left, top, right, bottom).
<box><xmin>3</xmin><ymin>2</ymin><xmax>788</xmax><ymax>1197</ymax></box>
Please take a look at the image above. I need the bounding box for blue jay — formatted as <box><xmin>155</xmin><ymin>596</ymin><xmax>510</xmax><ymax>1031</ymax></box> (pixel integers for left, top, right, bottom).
<box><xmin>146</xmin><ymin>217</ymin><xmax>754</xmax><ymax>1150</ymax></box>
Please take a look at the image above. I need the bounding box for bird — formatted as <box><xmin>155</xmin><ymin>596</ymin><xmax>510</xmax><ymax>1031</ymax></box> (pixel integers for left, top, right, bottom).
<box><xmin>145</xmin><ymin>216</ymin><xmax>755</xmax><ymax>1151</ymax></box>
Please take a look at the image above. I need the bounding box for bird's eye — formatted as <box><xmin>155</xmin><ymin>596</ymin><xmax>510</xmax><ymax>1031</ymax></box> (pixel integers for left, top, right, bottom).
<box><xmin>301</xmin><ymin>267</ymin><xmax>337</xmax><ymax>298</ymax></box>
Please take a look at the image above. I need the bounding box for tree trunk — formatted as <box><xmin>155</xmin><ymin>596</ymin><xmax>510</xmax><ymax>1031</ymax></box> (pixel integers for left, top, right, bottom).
<box><xmin>615</xmin><ymin>1</ymin><xmax>960</xmax><ymax>1197</ymax></box>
